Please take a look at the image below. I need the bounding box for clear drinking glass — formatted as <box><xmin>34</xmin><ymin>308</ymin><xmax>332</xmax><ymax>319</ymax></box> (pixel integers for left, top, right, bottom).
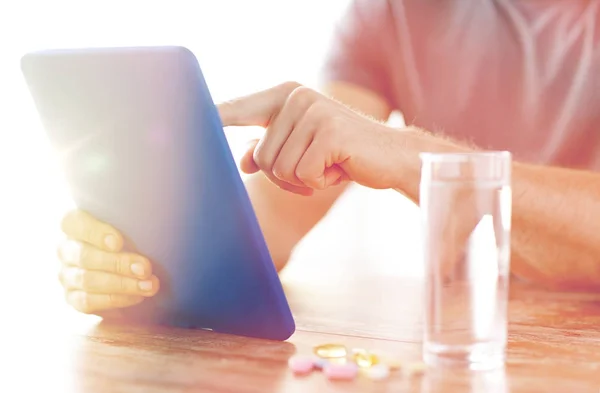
<box><xmin>419</xmin><ymin>151</ymin><xmax>512</xmax><ymax>370</ymax></box>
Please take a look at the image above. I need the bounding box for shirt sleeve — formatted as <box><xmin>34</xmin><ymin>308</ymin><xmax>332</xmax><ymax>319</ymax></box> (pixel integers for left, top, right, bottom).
<box><xmin>320</xmin><ymin>0</ymin><xmax>395</xmax><ymax>107</ymax></box>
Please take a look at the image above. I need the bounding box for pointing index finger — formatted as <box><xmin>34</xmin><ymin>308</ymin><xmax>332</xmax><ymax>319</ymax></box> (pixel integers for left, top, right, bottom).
<box><xmin>217</xmin><ymin>81</ymin><xmax>301</xmax><ymax>127</ymax></box>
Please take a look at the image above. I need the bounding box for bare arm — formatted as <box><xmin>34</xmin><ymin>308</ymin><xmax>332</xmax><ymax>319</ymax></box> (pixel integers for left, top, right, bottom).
<box><xmin>395</xmin><ymin>131</ymin><xmax>600</xmax><ymax>291</ymax></box>
<box><xmin>244</xmin><ymin>82</ymin><xmax>391</xmax><ymax>270</ymax></box>
<box><xmin>509</xmin><ymin>164</ymin><xmax>600</xmax><ymax>290</ymax></box>
<box><xmin>221</xmin><ymin>82</ymin><xmax>600</xmax><ymax>290</ymax></box>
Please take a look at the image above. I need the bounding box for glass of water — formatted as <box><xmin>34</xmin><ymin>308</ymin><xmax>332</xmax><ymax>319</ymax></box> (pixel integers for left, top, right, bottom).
<box><xmin>419</xmin><ymin>151</ymin><xmax>512</xmax><ymax>370</ymax></box>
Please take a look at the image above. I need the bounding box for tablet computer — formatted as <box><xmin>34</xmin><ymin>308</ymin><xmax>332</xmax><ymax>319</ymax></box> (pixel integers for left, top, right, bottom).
<box><xmin>21</xmin><ymin>45</ymin><xmax>295</xmax><ymax>341</ymax></box>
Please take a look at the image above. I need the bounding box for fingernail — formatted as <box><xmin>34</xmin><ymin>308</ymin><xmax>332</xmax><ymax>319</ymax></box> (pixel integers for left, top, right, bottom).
<box><xmin>139</xmin><ymin>280</ymin><xmax>153</xmax><ymax>291</ymax></box>
<box><xmin>131</xmin><ymin>263</ymin><xmax>145</xmax><ymax>277</ymax></box>
<box><xmin>104</xmin><ymin>234</ymin><xmax>117</xmax><ymax>250</ymax></box>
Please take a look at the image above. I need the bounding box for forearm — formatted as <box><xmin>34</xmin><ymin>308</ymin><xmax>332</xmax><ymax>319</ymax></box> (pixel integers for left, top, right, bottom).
<box><xmin>245</xmin><ymin>172</ymin><xmax>347</xmax><ymax>271</ymax></box>
<box><xmin>509</xmin><ymin>164</ymin><xmax>600</xmax><ymax>289</ymax></box>
<box><xmin>395</xmin><ymin>128</ymin><xmax>600</xmax><ymax>290</ymax></box>
<box><xmin>243</xmin><ymin>81</ymin><xmax>392</xmax><ymax>271</ymax></box>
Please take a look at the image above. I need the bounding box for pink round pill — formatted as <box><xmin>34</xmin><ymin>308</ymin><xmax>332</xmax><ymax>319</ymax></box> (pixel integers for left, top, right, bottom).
<box><xmin>324</xmin><ymin>363</ymin><xmax>358</xmax><ymax>380</ymax></box>
<box><xmin>288</xmin><ymin>355</ymin><xmax>314</xmax><ymax>374</ymax></box>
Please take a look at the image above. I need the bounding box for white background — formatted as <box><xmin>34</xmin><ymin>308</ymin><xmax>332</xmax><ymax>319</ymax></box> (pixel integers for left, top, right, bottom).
<box><xmin>0</xmin><ymin>0</ymin><xmax>423</xmax><ymax>313</ymax></box>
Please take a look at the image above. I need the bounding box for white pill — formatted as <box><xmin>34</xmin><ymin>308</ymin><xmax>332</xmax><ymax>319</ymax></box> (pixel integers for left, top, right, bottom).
<box><xmin>366</xmin><ymin>364</ymin><xmax>390</xmax><ymax>380</ymax></box>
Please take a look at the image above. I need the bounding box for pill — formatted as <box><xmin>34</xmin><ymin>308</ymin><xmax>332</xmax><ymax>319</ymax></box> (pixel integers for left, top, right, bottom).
<box><xmin>327</xmin><ymin>356</ymin><xmax>348</xmax><ymax>365</ymax></box>
<box><xmin>288</xmin><ymin>355</ymin><xmax>314</xmax><ymax>374</ymax></box>
<box><xmin>351</xmin><ymin>348</ymin><xmax>379</xmax><ymax>368</ymax></box>
<box><xmin>366</xmin><ymin>364</ymin><xmax>390</xmax><ymax>380</ymax></box>
<box><xmin>314</xmin><ymin>343</ymin><xmax>347</xmax><ymax>358</ymax></box>
<box><xmin>324</xmin><ymin>363</ymin><xmax>359</xmax><ymax>380</ymax></box>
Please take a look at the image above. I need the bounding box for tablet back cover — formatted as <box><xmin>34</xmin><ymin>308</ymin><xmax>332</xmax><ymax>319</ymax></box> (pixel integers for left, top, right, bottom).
<box><xmin>21</xmin><ymin>46</ymin><xmax>295</xmax><ymax>340</ymax></box>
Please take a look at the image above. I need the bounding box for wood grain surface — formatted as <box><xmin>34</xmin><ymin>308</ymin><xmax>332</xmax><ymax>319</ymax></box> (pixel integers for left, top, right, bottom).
<box><xmin>2</xmin><ymin>188</ymin><xmax>600</xmax><ymax>393</ymax></box>
<box><xmin>3</xmin><ymin>270</ymin><xmax>600</xmax><ymax>393</ymax></box>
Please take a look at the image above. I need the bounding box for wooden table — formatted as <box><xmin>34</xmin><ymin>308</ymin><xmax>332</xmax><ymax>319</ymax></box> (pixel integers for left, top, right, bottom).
<box><xmin>3</xmin><ymin>267</ymin><xmax>600</xmax><ymax>393</ymax></box>
<box><xmin>2</xmin><ymin>188</ymin><xmax>600</xmax><ymax>392</ymax></box>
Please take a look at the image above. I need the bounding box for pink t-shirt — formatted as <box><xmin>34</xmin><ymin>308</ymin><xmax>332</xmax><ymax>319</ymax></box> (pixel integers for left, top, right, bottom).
<box><xmin>321</xmin><ymin>0</ymin><xmax>600</xmax><ymax>169</ymax></box>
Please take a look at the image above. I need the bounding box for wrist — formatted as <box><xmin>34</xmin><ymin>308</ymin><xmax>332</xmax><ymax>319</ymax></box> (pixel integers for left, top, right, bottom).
<box><xmin>392</xmin><ymin>127</ymin><xmax>473</xmax><ymax>201</ymax></box>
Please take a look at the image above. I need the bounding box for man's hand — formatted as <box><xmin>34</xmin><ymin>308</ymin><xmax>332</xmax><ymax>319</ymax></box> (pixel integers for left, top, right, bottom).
<box><xmin>58</xmin><ymin>210</ymin><xmax>160</xmax><ymax>314</ymax></box>
<box><xmin>218</xmin><ymin>82</ymin><xmax>408</xmax><ymax>195</ymax></box>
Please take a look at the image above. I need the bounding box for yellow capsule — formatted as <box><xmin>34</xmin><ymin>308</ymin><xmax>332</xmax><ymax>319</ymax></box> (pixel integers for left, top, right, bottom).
<box><xmin>328</xmin><ymin>357</ymin><xmax>348</xmax><ymax>365</ymax></box>
<box><xmin>351</xmin><ymin>349</ymin><xmax>379</xmax><ymax>368</ymax></box>
<box><xmin>313</xmin><ymin>343</ymin><xmax>348</xmax><ymax>358</ymax></box>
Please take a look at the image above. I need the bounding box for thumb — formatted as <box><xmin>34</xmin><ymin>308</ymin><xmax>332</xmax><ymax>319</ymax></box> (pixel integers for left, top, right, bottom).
<box><xmin>323</xmin><ymin>166</ymin><xmax>349</xmax><ymax>187</ymax></box>
<box><xmin>217</xmin><ymin>82</ymin><xmax>301</xmax><ymax>127</ymax></box>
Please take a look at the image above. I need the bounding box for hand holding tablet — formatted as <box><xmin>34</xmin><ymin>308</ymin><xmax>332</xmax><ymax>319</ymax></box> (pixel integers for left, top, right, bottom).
<box><xmin>22</xmin><ymin>46</ymin><xmax>295</xmax><ymax>340</ymax></box>
<box><xmin>58</xmin><ymin>209</ymin><xmax>160</xmax><ymax>314</ymax></box>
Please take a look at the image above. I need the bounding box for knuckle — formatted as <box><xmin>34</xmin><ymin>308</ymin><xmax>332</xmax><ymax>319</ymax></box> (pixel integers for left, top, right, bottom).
<box><xmin>78</xmin><ymin>269</ymin><xmax>92</xmax><ymax>290</ymax></box>
<box><xmin>112</xmin><ymin>254</ymin><xmax>128</xmax><ymax>275</ymax></box>
<box><xmin>271</xmin><ymin>162</ymin><xmax>286</xmax><ymax>180</ymax></box>
<box><xmin>253</xmin><ymin>147</ymin><xmax>271</xmax><ymax>170</ymax></box>
<box><xmin>295</xmin><ymin>167</ymin><xmax>311</xmax><ymax>183</ymax></box>
<box><xmin>80</xmin><ymin>222</ymin><xmax>95</xmax><ymax>244</ymax></box>
<box><xmin>303</xmin><ymin>100</ymin><xmax>330</xmax><ymax>128</ymax></box>
<box><xmin>304</xmin><ymin>99</ymin><xmax>322</xmax><ymax>116</ymax></box>
<box><xmin>302</xmin><ymin>101</ymin><xmax>325</xmax><ymax>125</ymax></box>
<box><xmin>280</xmin><ymin>81</ymin><xmax>302</xmax><ymax>94</ymax></box>
<box><xmin>77</xmin><ymin>243</ymin><xmax>90</xmax><ymax>265</ymax></box>
<box><xmin>274</xmin><ymin>162</ymin><xmax>295</xmax><ymax>182</ymax></box>
<box><xmin>107</xmin><ymin>294</ymin><xmax>122</xmax><ymax>308</ymax></box>
<box><xmin>69</xmin><ymin>210</ymin><xmax>108</xmax><ymax>247</ymax></box>
<box><xmin>295</xmin><ymin>173</ymin><xmax>309</xmax><ymax>184</ymax></box>
<box><xmin>118</xmin><ymin>277</ymin><xmax>129</xmax><ymax>293</ymax></box>
<box><xmin>287</xmin><ymin>86</ymin><xmax>316</xmax><ymax>108</ymax></box>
